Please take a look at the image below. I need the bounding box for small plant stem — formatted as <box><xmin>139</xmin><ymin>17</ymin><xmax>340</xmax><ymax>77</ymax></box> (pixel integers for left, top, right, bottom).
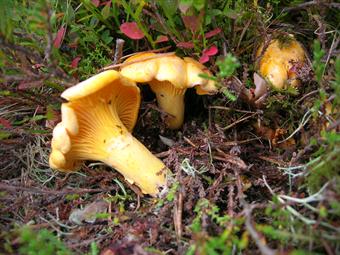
<box><xmin>113</xmin><ymin>38</ymin><xmax>125</xmax><ymax>65</ymax></box>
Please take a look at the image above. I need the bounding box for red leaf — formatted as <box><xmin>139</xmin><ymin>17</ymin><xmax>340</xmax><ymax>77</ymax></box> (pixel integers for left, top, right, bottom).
<box><xmin>177</xmin><ymin>42</ymin><xmax>194</xmax><ymax>49</ymax></box>
<box><xmin>155</xmin><ymin>35</ymin><xmax>169</xmax><ymax>44</ymax></box>
<box><xmin>0</xmin><ymin>118</ymin><xmax>12</xmax><ymax>128</ymax></box>
<box><xmin>202</xmin><ymin>45</ymin><xmax>218</xmax><ymax>56</ymax></box>
<box><xmin>53</xmin><ymin>26</ymin><xmax>66</xmax><ymax>49</ymax></box>
<box><xmin>204</xmin><ymin>28</ymin><xmax>222</xmax><ymax>39</ymax></box>
<box><xmin>71</xmin><ymin>56</ymin><xmax>81</xmax><ymax>68</ymax></box>
<box><xmin>182</xmin><ymin>15</ymin><xmax>200</xmax><ymax>33</ymax></box>
<box><xmin>199</xmin><ymin>54</ymin><xmax>210</xmax><ymax>64</ymax></box>
<box><xmin>120</xmin><ymin>22</ymin><xmax>144</xmax><ymax>40</ymax></box>
<box><xmin>91</xmin><ymin>0</ymin><xmax>100</xmax><ymax>7</ymax></box>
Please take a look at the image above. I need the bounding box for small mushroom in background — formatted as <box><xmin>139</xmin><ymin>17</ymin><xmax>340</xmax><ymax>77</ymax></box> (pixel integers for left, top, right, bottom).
<box><xmin>49</xmin><ymin>70</ymin><xmax>168</xmax><ymax>196</ymax></box>
<box><xmin>120</xmin><ymin>53</ymin><xmax>217</xmax><ymax>129</ymax></box>
<box><xmin>256</xmin><ymin>35</ymin><xmax>307</xmax><ymax>90</ymax></box>
<box><xmin>240</xmin><ymin>72</ymin><xmax>269</xmax><ymax>108</ymax></box>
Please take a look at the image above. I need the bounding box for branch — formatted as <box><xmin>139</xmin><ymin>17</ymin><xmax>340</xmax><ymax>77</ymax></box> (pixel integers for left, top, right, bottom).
<box><xmin>234</xmin><ymin>171</ymin><xmax>277</xmax><ymax>255</ymax></box>
<box><xmin>0</xmin><ymin>182</ymin><xmax>116</xmax><ymax>196</ymax></box>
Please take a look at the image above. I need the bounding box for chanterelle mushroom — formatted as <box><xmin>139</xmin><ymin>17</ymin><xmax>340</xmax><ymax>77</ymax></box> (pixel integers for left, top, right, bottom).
<box><xmin>49</xmin><ymin>70</ymin><xmax>167</xmax><ymax>196</ymax></box>
<box><xmin>256</xmin><ymin>35</ymin><xmax>306</xmax><ymax>90</ymax></box>
<box><xmin>120</xmin><ymin>53</ymin><xmax>217</xmax><ymax>129</ymax></box>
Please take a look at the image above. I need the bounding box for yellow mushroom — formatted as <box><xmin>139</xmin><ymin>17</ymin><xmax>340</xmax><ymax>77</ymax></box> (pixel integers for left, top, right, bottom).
<box><xmin>120</xmin><ymin>53</ymin><xmax>217</xmax><ymax>129</ymax></box>
<box><xmin>256</xmin><ymin>36</ymin><xmax>306</xmax><ymax>90</ymax></box>
<box><xmin>49</xmin><ymin>70</ymin><xmax>167</xmax><ymax>196</ymax></box>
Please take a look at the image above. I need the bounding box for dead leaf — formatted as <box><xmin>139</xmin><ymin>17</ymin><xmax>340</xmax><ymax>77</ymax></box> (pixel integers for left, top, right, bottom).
<box><xmin>159</xmin><ymin>135</ymin><xmax>175</xmax><ymax>147</ymax></box>
<box><xmin>253</xmin><ymin>122</ymin><xmax>295</xmax><ymax>149</ymax></box>
<box><xmin>69</xmin><ymin>200</ymin><xmax>108</xmax><ymax>225</ymax></box>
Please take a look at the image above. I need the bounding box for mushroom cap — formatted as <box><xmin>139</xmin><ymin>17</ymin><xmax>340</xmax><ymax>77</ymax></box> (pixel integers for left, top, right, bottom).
<box><xmin>120</xmin><ymin>53</ymin><xmax>217</xmax><ymax>93</ymax></box>
<box><xmin>256</xmin><ymin>37</ymin><xmax>306</xmax><ymax>90</ymax></box>
<box><xmin>50</xmin><ymin>70</ymin><xmax>141</xmax><ymax>171</ymax></box>
<box><xmin>183</xmin><ymin>57</ymin><xmax>217</xmax><ymax>95</ymax></box>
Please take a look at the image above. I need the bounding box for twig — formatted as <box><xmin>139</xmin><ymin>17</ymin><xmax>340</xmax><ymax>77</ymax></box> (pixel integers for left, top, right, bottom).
<box><xmin>39</xmin><ymin>216</ymin><xmax>73</xmax><ymax>236</ymax></box>
<box><xmin>324</xmin><ymin>33</ymin><xmax>339</xmax><ymax>73</ymax></box>
<box><xmin>0</xmin><ymin>36</ymin><xmax>43</xmax><ymax>63</ymax></box>
<box><xmin>44</xmin><ymin>4</ymin><xmax>53</xmax><ymax>65</ymax></box>
<box><xmin>100</xmin><ymin>52</ymin><xmax>175</xmax><ymax>71</ymax></box>
<box><xmin>209</xmin><ymin>105</ymin><xmax>258</xmax><ymax>114</ymax></box>
<box><xmin>234</xmin><ymin>171</ymin><xmax>276</xmax><ymax>255</ymax></box>
<box><xmin>243</xmin><ymin>206</ymin><xmax>276</xmax><ymax>255</ymax></box>
<box><xmin>112</xmin><ymin>38</ymin><xmax>125</xmax><ymax>65</ymax></box>
<box><xmin>154</xmin><ymin>150</ymin><xmax>171</xmax><ymax>158</ymax></box>
<box><xmin>236</xmin><ymin>18</ymin><xmax>252</xmax><ymax>53</ymax></box>
<box><xmin>297</xmin><ymin>90</ymin><xmax>319</xmax><ymax>104</ymax></box>
<box><xmin>227</xmin><ymin>184</ymin><xmax>235</xmax><ymax>217</ymax></box>
<box><xmin>222</xmin><ymin>112</ymin><xmax>258</xmax><ymax>131</ymax></box>
<box><xmin>277</xmin><ymin>110</ymin><xmax>312</xmax><ymax>143</ymax></box>
<box><xmin>283</xmin><ymin>1</ymin><xmax>340</xmax><ymax>12</ymax></box>
<box><xmin>67</xmin><ymin>234</ymin><xmax>110</xmax><ymax>248</ymax></box>
<box><xmin>120</xmin><ymin>46</ymin><xmax>172</xmax><ymax>60</ymax></box>
<box><xmin>0</xmin><ymin>182</ymin><xmax>115</xmax><ymax>195</ymax></box>
<box><xmin>213</xmin><ymin>155</ymin><xmax>247</xmax><ymax>170</ymax></box>
<box><xmin>173</xmin><ymin>188</ymin><xmax>183</xmax><ymax>240</ymax></box>
<box><xmin>183</xmin><ymin>136</ymin><xmax>198</xmax><ymax>148</ymax></box>
<box><xmin>263</xmin><ymin>176</ymin><xmax>340</xmax><ymax>232</ymax></box>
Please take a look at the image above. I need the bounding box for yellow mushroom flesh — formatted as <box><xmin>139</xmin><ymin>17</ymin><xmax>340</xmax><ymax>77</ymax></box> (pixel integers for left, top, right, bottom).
<box><xmin>50</xmin><ymin>71</ymin><xmax>166</xmax><ymax>196</ymax></box>
<box><xmin>257</xmin><ymin>37</ymin><xmax>306</xmax><ymax>90</ymax></box>
<box><xmin>121</xmin><ymin>53</ymin><xmax>217</xmax><ymax>129</ymax></box>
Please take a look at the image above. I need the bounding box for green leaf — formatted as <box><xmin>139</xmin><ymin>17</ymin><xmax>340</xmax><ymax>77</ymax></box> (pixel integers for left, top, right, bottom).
<box><xmin>65</xmin><ymin>4</ymin><xmax>75</xmax><ymax>24</ymax></box>
<box><xmin>158</xmin><ymin>0</ymin><xmax>178</xmax><ymax>17</ymax></box>
<box><xmin>101</xmin><ymin>30</ymin><xmax>113</xmax><ymax>44</ymax></box>
<box><xmin>221</xmin><ymin>87</ymin><xmax>237</xmax><ymax>101</ymax></box>
<box><xmin>90</xmin><ymin>242</ymin><xmax>99</xmax><ymax>255</ymax></box>
<box><xmin>30</xmin><ymin>115</ymin><xmax>47</xmax><ymax>122</ymax></box>
<box><xmin>101</xmin><ymin>4</ymin><xmax>111</xmax><ymax>19</ymax></box>
<box><xmin>0</xmin><ymin>130</ymin><xmax>11</xmax><ymax>140</ymax></box>
<box><xmin>193</xmin><ymin>0</ymin><xmax>205</xmax><ymax>11</ymax></box>
<box><xmin>216</xmin><ymin>53</ymin><xmax>240</xmax><ymax>78</ymax></box>
<box><xmin>312</xmin><ymin>40</ymin><xmax>326</xmax><ymax>83</ymax></box>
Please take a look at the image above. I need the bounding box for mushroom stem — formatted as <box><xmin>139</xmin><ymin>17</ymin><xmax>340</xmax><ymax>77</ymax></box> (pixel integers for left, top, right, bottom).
<box><xmin>103</xmin><ymin>134</ymin><xmax>166</xmax><ymax>195</ymax></box>
<box><xmin>149</xmin><ymin>81</ymin><xmax>186</xmax><ymax>129</ymax></box>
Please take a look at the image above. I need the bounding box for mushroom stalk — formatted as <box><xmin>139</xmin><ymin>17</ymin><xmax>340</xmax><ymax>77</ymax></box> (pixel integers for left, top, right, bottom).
<box><xmin>103</xmin><ymin>135</ymin><xmax>166</xmax><ymax>195</ymax></box>
<box><xmin>149</xmin><ymin>81</ymin><xmax>186</xmax><ymax>129</ymax></box>
<box><xmin>67</xmin><ymin>98</ymin><xmax>165</xmax><ymax>195</ymax></box>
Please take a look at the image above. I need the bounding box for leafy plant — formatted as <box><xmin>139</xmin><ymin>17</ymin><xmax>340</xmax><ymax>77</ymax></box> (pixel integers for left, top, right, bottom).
<box><xmin>312</xmin><ymin>40</ymin><xmax>326</xmax><ymax>84</ymax></box>
<box><xmin>188</xmin><ymin>199</ymin><xmax>248</xmax><ymax>254</ymax></box>
<box><xmin>19</xmin><ymin>227</ymin><xmax>72</xmax><ymax>255</ymax></box>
